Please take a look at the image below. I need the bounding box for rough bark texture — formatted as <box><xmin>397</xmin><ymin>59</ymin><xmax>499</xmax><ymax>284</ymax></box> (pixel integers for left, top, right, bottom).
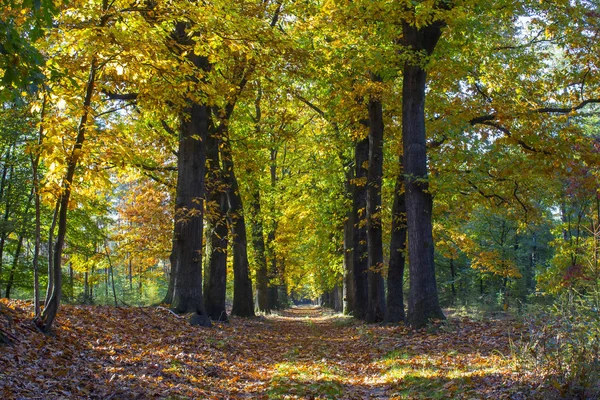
<box><xmin>221</xmin><ymin>137</ymin><xmax>255</xmax><ymax>317</ymax></box>
<box><xmin>352</xmin><ymin>137</ymin><xmax>369</xmax><ymax>320</ymax></box>
<box><xmin>249</xmin><ymin>189</ymin><xmax>269</xmax><ymax>313</ymax></box>
<box><xmin>366</xmin><ymin>97</ymin><xmax>386</xmax><ymax>323</ymax></box>
<box><xmin>170</xmin><ymin>99</ymin><xmax>211</xmax><ymax>323</ymax></box>
<box><xmin>203</xmin><ymin>129</ymin><xmax>229</xmax><ymax>322</ymax></box>
<box><xmin>166</xmin><ymin>22</ymin><xmax>212</xmax><ymax>327</ymax></box>
<box><xmin>385</xmin><ymin>167</ymin><xmax>407</xmax><ymax>323</ymax></box>
<box><xmin>402</xmin><ymin>21</ymin><xmax>446</xmax><ymax>328</ymax></box>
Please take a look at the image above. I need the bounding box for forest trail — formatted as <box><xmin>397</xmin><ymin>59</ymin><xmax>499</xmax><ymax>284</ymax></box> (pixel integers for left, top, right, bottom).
<box><xmin>1</xmin><ymin>300</ymin><xmax>533</xmax><ymax>399</ymax></box>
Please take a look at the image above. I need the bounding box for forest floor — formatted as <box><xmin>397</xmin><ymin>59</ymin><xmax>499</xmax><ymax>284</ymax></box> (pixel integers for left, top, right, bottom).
<box><xmin>1</xmin><ymin>299</ymin><xmax>548</xmax><ymax>399</ymax></box>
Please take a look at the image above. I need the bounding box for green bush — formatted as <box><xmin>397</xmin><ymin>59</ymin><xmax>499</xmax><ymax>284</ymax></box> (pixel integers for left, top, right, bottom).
<box><xmin>515</xmin><ymin>293</ymin><xmax>600</xmax><ymax>399</ymax></box>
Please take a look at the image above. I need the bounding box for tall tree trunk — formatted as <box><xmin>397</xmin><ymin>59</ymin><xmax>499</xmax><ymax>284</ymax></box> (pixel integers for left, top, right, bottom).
<box><xmin>385</xmin><ymin>166</ymin><xmax>407</xmax><ymax>323</ymax></box>
<box><xmin>203</xmin><ymin>129</ymin><xmax>229</xmax><ymax>322</ymax></box>
<box><xmin>167</xmin><ymin>22</ymin><xmax>212</xmax><ymax>327</ymax></box>
<box><xmin>248</xmin><ymin>88</ymin><xmax>269</xmax><ymax>313</ymax></box>
<box><xmin>249</xmin><ymin>188</ymin><xmax>269</xmax><ymax>313</ymax></box>
<box><xmin>0</xmin><ymin>145</ymin><xmax>13</xmax><ymax>297</ymax></box>
<box><xmin>402</xmin><ymin>20</ymin><xmax>446</xmax><ymax>328</ymax></box>
<box><xmin>37</xmin><ymin>56</ymin><xmax>99</xmax><ymax>332</ymax></box>
<box><xmin>366</xmin><ymin>96</ymin><xmax>386</xmax><ymax>323</ymax></box>
<box><xmin>221</xmin><ymin>136</ymin><xmax>255</xmax><ymax>317</ymax></box>
<box><xmin>267</xmin><ymin>148</ymin><xmax>280</xmax><ymax>309</ymax></box>
<box><xmin>352</xmin><ymin>136</ymin><xmax>369</xmax><ymax>320</ymax></box>
<box><xmin>342</xmin><ymin>153</ymin><xmax>355</xmax><ymax>315</ymax></box>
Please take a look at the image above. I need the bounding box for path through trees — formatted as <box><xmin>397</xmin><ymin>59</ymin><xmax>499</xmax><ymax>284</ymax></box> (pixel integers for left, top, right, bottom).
<box><xmin>2</xmin><ymin>299</ymin><xmax>538</xmax><ymax>398</ymax></box>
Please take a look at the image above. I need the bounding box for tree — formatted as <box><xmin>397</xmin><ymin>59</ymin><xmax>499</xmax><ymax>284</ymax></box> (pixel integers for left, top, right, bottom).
<box><xmin>400</xmin><ymin>5</ymin><xmax>447</xmax><ymax>328</ymax></box>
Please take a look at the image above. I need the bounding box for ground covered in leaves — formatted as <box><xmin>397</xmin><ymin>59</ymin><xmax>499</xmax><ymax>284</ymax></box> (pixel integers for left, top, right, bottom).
<box><xmin>2</xmin><ymin>299</ymin><xmax>548</xmax><ymax>399</ymax></box>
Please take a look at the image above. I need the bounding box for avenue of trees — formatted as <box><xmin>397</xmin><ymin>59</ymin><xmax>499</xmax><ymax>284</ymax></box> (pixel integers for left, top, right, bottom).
<box><xmin>0</xmin><ymin>0</ymin><xmax>599</xmax><ymax>333</ymax></box>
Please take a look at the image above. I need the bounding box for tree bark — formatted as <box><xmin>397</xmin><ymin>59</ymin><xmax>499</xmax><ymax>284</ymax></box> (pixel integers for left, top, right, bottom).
<box><xmin>385</xmin><ymin>166</ymin><xmax>407</xmax><ymax>323</ymax></box>
<box><xmin>221</xmin><ymin>135</ymin><xmax>255</xmax><ymax>317</ymax></box>
<box><xmin>249</xmin><ymin>188</ymin><xmax>269</xmax><ymax>313</ymax></box>
<box><xmin>366</xmin><ymin>96</ymin><xmax>386</xmax><ymax>323</ymax></box>
<box><xmin>203</xmin><ymin>128</ymin><xmax>229</xmax><ymax>322</ymax></box>
<box><xmin>402</xmin><ymin>20</ymin><xmax>446</xmax><ymax>328</ymax></box>
<box><xmin>352</xmin><ymin>137</ymin><xmax>369</xmax><ymax>320</ymax></box>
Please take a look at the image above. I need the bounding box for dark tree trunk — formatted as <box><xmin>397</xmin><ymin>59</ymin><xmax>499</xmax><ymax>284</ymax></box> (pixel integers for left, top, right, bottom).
<box><xmin>221</xmin><ymin>137</ymin><xmax>255</xmax><ymax>317</ymax></box>
<box><xmin>343</xmin><ymin>205</ymin><xmax>355</xmax><ymax>315</ymax></box>
<box><xmin>166</xmin><ymin>22</ymin><xmax>212</xmax><ymax>327</ymax></box>
<box><xmin>402</xmin><ymin>21</ymin><xmax>446</xmax><ymax>328</ymax></box>
<box><xmin>385</xmin><ymin>166</ymin><xmax>407</xmax><ymax>323</ymax></box>
<box><xmin>203</xmin><ymin>129</ymin><xmax>229</xmax><ymax>322</ymax></box>
<box><xmin>169</xmin><ymin>99</ymin><xmax>211</xmax><ymax>324</ymax></box>
<box><xmin>249</xmin><ymin>188</ymin><xmax>269</xmax><ymax>313</ymax></box>
<box><xmin>352</xmin><ymin>136</ymin><xmax>369</xmax><ymax>320</ymax></box>
<box><xmin>449</xmin><ymin>257</ymin><xmax>456</xmax><ymax>300</ymax></box>
<box><xmin>366</xmin><ymin>96</ymin><xmax>386</xmax><ymax>323</ymax></box>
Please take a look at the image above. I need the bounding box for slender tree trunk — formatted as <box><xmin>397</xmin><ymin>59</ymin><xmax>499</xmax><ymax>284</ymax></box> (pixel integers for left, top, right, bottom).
<box><xmin>221</xmin><ymin>135</ymin><xmax>255</xmax><ymax>317</ymax></box>
<box><xmin>129</xmin><ymin>257</ymin><xmax>133</xmax><ymax>291</ymax></box>
<box><xmin>449</xmin><ymin>257</ymin><xmax>456</xmax><ymax>300</ymax></box>
<box><xmin>248</xmin><ymin>89</ymin><xmax>269</xmax><ymax>313</ymax></box>
<box><xmin>32</xmin><ymin>123</ymin><xmax>43</xmax><ymax>316</ymax></box>
<box><xmin>267</xmin><ymin>148</ymin><xmax>280</xmax><ymax>309</ymax></box>
<box><xmin>5</xmin><ymin>234</ymin><xmax>25</xmax><ymax>299</ymax></box>
<box><xmin>249</xmin><ymin>188</ymin><xmax>269</xmax><ymax>313</ymax></box>
<box><xmin>385</xmin><ymin>166</ymin><xmax>407</xmax><ymax>323</ymax></box>
<box><xmin>104</xmin><ymin>241</ymin><xmax>118</xmax><ymax>307</ymax></box>
<box><xmin>366</xmin><ymin>96</ymin><xmax>385</xmax><ymax>323</ymax></box>
<box><xmin>44</xmin><ymin>204</ymin><xmax>58</xmax><ymax>305</ymax></box>
<box><xmin>203</xmin><ymin>128</ymin><xmax>229</xmax><ymax>322</ymax></box>
<box><xmin>402</xmin><ymin>20</ymin><xmax>446</xmax><ymax>328</ymax></box>
<box><xmin>37</xmin><ymin>56</ymin><xmax>98</xmax><ymax>332</ymax></box>
<box><xmin>352</xmin><ymin>137</ymin><xmax>369</xmax><ymax>320</ymax></box>
<box><xmin>0</xmin><ymin>145</ymin><xmax>13</xmax><ymax>297</ymax></box>
<box><xmin>343</xmin><ymin>205</ymin><xmax>355</xmax><ymax>315</ymax></box>
<box><xmin>83</xmin><ymin>271</ymin><xmax>90</xmax><ymax>304</ymax></box>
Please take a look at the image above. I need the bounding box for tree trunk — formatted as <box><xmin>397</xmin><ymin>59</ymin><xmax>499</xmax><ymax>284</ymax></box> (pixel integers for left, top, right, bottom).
<box><xmin>249</xmin><ymin>188</ymin><xmax>269</xmax><ymax>313</ymax></box>
<box><xmin>366</xmin><ymin>96</ymin><xmax>386</xmax><ymax>323</ymax></box>
<box><xmin>385</xmin><ymin>166</ymin><xmax>407</xmax><ymax>323</ymax></box>
<box><xmin>221</xmin><ymin>136</ymin><xmax>255</xmax><ymax>317</ymax></box>
<box><xmin>402</xmin><ymin>20</ymin><xmax>446</xmax><ymax>328</ymax></box>
<box><xmin>0</xmin><ymin>145</ymin><xmax>13</xmax><ymax>297</ymax></box>
<box><xmin>352</xmin><ymin>137</ymin><xmax>369</xmax><ymax>320</ymax></box>
<box><xmin>203</xmin><ymin>129</ymin><xmax>229</xmax><ymax>322</ymax></box>
<box><xmin>343</xmin><ymin>206</ymin><xmax>355</xmax><ymax>315</ymax></box>
<box><xmin>449</xmin><ymin>257</ymin><xmax>456</xmax><ymax>300</ymax></box>
<box><xmin>37</xmin><ymin>57</ymin><xmax>98</xmax><ymax>332</ymax></box>
<box><xmin>166</xmin><ymin>22</ymin><xmax>212</xmax><ymax>327</ymax></box>
<box><xmin>5</xmin><ymin>234</ymin><xmax>25</xmax><ymax>299</ymax></box>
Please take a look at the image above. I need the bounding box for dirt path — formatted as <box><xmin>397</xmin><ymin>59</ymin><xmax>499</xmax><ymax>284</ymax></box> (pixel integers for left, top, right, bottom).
<box><xmin>1</xmin><ymin>300</ymin><xmax>530</xmax><ymax>399</ymax></box>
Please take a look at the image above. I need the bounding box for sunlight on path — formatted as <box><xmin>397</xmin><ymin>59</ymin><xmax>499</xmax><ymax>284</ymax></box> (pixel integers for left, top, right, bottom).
<box><xmin>257</xmin><ymin>306</ymin><xmax>391</xmax><ymax>399</ymax></box>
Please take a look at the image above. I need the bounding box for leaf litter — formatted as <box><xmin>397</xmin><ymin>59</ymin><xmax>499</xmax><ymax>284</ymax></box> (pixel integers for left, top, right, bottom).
<box><xmin>1</xmin><ymin>299</ymin><xmax>543</xmax><ymax>399</ymax></box>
